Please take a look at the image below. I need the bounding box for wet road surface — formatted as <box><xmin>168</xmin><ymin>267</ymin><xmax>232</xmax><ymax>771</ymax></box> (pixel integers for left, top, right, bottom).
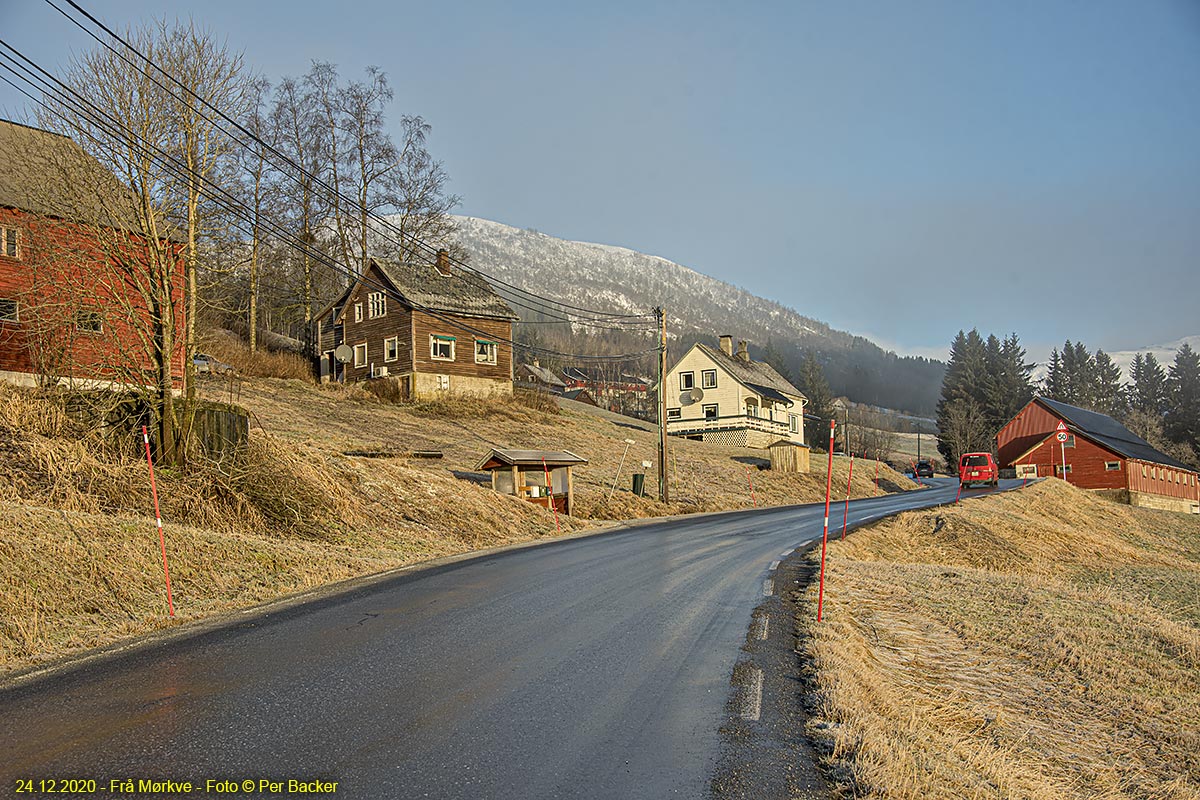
<box><xmin>1</xmin><ymin>478</ymin><xmax>1014</xmax><ymax>798</ymax></box>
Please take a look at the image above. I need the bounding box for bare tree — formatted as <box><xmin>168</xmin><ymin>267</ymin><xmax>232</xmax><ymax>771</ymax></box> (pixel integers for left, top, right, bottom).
<box><xmin>235</xmin><ymin>76</ymin><xmax>273</xmax><ymax>351</ymax></box>
<box><xmin>387</xmin><ymin>115</ymin><xmax>460</xmax><ymax>260</ymax></box>
<box><xmin>937</xmin><ymin>398</ymin><xmax>992</xmax><ymax>468</ymax></box>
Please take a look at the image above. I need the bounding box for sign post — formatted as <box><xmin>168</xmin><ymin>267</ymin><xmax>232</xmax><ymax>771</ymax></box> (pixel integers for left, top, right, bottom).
<box><xmin>1055</xmin><ymin>421</ymin><xmax>1069</xmax><ymax>482</ymax></box>
<box><xmin>816</xmin><ymin>420</ymin><xmax>836</xmax><ymax>622</ymax></box>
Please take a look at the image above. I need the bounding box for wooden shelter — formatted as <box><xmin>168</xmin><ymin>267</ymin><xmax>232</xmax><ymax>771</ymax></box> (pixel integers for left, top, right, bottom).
<box><xmin>475</xmin><ymin>449</ymin><xmax>588</xmax><ymax>516</ymax></box>
<box><xmin>768</xmin><ymin>439</ymin><xmax>810</xmax><ymax>473</ymax></box>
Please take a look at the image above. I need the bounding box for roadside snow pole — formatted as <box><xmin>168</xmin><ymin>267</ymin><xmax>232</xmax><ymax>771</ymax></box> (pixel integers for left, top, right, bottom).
<box><xmin>141</xmin><ymin>426</ymin><xmax>175</xmax><ymax>618</ymax></box>
<box><xmin>817</xmin><ymin>420</ymin><xmax>836</xmax><ymax>622</ymax></box>
<box><xmin>954</xmin><ymin>480</ymin><xmax>963</xmax><ymax>504</ymax></box>
<box><xmin>746</xmin><ymin>468</ymin><xmax>757</xmax><ymax>507</ymax></box>
<box><xmin>874</xmin><ymin>459</ymin><xmax>880</xmax><ymax>497</ymax></box>
<box><xmin>608</xmin><ymin>438</ymin><xmax>636</xmax><ymax>502</ymax></box>
<box><xmin>911</xmin><ymin>460</ymin><xmax>923</xmax><ymax>487</ymax></box>
<box><xmin>840</xmin><ymin>454</ymin><xmax>854</xmax><ymax>540</ymax></box>
<box><xmin>542</xmin><ymin>457</ymin><xmax>561</xmax><ymax>534</ymax></box>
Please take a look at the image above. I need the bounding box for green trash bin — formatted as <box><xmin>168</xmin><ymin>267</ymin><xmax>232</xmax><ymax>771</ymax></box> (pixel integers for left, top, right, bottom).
<box><xmin>632</xmin><ymin>473</ymin><xmax>646</xmax><ymax>497</ymax></box>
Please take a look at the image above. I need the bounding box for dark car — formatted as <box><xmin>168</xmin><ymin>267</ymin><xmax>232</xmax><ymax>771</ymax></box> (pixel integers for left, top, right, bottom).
<box><xmin>914</xmin><ymin>459</ymin><xmax>934</xmax><ymax>478</ymax></box>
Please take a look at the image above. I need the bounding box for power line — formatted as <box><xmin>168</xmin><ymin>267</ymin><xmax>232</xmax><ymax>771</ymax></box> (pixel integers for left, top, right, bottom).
<box><xmin>0</xmin><ymin>43</ymin><xmax>659</xmax><ymax>363</ymax></box>
<box><xmin>42</xmin><ymin>0</ymin><xmax>658</xmax><ymax>328</ymax></box>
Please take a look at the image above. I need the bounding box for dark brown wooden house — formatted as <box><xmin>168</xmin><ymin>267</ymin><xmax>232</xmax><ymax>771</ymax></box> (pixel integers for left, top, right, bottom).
<box><xmin>997</xmin><ymin>396</ymin><xmax>1199</xmax><ymax>513</ymax></box>
<box><xmin>312</xmin><ymin>253</ymin><xmax>517</xmax><ymax>398</ymax></box>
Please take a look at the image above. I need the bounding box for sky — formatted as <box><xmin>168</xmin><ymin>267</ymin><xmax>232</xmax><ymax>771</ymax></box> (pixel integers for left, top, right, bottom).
<box><xmin>1</xmin><ymin>0</ymin><xmax>1198</xmax><ymax>366</ymax></box>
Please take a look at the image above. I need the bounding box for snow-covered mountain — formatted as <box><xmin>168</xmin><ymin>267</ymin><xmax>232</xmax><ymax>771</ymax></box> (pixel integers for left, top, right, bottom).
<box><xmin>1107</xmin><ymin>336</ymin><xmax>1200</xmax><ymax>380</ymax></box>
<box><xmin>450</xmin><ymin>216</ymin><xmax>946</xmax><ymax>414</ymax></box>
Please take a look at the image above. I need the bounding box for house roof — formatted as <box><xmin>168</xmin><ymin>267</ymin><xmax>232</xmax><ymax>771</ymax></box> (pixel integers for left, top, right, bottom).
<box><xmin>561</xmin><ymin>389</ymin><xmax>596</xmax><ymax>403</ymax></box>
<box><xmin>1036</xmin><ymin>396</ymin><xmax>1196</xmax><ymax>472</ymax></box>
<box><xmin>374</xmin><ymin>258</ymin><xmax>517</xmax><ymax>321</ymax></box>
<box><xmin>474</xmin><ymin>449</ymin><xmax>589</xmax><ymax>471</ymax></box>
<box><xmin>694</xmin><ymin>343</ymin><xmax>806</xmax><ymax>402</ymax></box>
<box><xmin>519</xmin><ymin>363</ymin><xmax>566</xmax><ymax>387</ymax></box>
<box><xmin>0</xmin><ymin>118</ymin><xmax>138</xmax><ymax>229</ymax></box>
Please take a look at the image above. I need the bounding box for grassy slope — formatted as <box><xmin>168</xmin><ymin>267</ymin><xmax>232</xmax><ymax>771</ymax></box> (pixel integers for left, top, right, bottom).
<box><xmin>798</xmin><ymin>479</ymin><xmax>1200</xmax><ymax>800</ymax></box>
<box><xmin>1</xmin><ymin>378</ymin><xmax>915</xmax><ymax>677</ymax></box>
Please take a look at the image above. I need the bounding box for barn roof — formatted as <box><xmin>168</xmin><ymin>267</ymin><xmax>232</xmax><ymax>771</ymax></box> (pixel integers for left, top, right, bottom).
<box><xmin>1037</xmin><ymin>397</ymin><xmax>1196</xmax><ymax>472</ymax></box>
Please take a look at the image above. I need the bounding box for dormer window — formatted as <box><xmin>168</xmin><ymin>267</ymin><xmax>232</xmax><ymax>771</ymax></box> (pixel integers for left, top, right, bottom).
<box><xmin>368</xmin><ymin>292</ymin><xmax>386</xmax><ymax>319</ymax></box>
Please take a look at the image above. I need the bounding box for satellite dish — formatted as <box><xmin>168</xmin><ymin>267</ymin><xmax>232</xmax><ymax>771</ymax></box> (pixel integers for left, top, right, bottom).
<box><xmin>680</xmin><ymin>391</ymin><xmax>694</xmax><ymax>406</ymax></box>
<box><xmin>690</xmin><ymin>387</ymin><xmax>705</xmax><ymax>402</ymax></box>
<box><xmin>334</xmin><ymin>344</ymin><xmax>354</xmax><ymax>363</ymax></box>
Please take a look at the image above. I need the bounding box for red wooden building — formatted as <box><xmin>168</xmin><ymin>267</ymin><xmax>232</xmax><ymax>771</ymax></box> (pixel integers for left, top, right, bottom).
<box><xmin>997</xmin><ymin>396</ymin><xmax>1199</xmax><ymax>513</ymax></box>
<box><xmin>0</xmin><ymin>119</ymin><xmax>186</xmax><ymax>390</ymax></box>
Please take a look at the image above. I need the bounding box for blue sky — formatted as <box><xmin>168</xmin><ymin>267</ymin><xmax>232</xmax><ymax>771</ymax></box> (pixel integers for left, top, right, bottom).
<box><xmin>2</xmin><ymin>0</ymin><xmax>1198</xmax><ymax>364</ymax></box>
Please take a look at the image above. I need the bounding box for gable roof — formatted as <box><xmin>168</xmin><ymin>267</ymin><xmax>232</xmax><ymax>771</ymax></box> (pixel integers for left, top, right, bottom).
<box><xmin>375</xmin><ymin>258</ymin><xmax>517</xmax><ymax>320</ymax></box>
<box><xmin>1036</xmin><ymin>396</ymin><xmax>1195</xmax><ymax>472</ymax></box>
<box><xmin>693</xmin><ymin>343</ymin><xmax>806</xmax><ymax>402</ymax></box>
<box><xmin>519</xmin><ymin>362</ymin><xmax>566</xmax><ymax>387</ymax></box>
<box><xmin>0</xmin><ymin>118</ymin><xmax>138</xmax><ymax>228</ymax></box>
<box><xmin>474</xmin><ymin>449</ymin><xmax>588</xmax><ymax>470</ymax></box>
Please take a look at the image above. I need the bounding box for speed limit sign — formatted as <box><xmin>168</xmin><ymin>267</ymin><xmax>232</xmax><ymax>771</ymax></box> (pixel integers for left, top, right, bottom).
<box><xmin>1056</xmin><ymin>431</ymin><xmax>1068</xmax><ymax>442</ymax></box>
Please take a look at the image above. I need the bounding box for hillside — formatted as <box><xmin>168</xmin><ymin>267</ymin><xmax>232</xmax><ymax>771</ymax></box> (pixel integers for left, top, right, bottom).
<box><xmin>448</xmin><ymin>216</ymin><xmax>946</xmax><ymax>415</ymax></box>
<box><xmin>0</xmin><ymin>377</ymin><xmax>915</xmax><ymax>677</ymax></box>
<box><xmin>799</xmin><ymin>479</ymin><xmax>1200</xmax><ymax>798</ymax></box>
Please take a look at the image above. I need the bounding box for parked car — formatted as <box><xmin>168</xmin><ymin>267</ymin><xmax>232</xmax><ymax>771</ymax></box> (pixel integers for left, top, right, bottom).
<box><xmin>193</xmin><ymin>353</ymin><xmax>234</xmax><ymax>375</ymax></box>
<box><xmin>915</xmin><ymin>459</ymin><xmax>934</xmax><ymax>478</ymax></box>
<box><xmin>959</xmin><ymin>452</ymin><xmax>999</xmax><ymax>487</ymax></box>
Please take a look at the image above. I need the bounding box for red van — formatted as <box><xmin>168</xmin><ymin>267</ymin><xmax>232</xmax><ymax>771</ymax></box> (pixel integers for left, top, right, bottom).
<box><xmin>959</xmin><ymin>452</ymin><xmax>999</xmax><ymax>488</ymax></box>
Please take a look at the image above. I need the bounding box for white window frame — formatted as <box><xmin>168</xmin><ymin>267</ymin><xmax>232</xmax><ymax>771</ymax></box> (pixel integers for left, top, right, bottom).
<box><xmin>1</xmin><ymin>227</ymin><xmax>21</xmax><ymax>260</ymax></box>
<box><xmin>666</xmin><ymin>408</ymin><xmax>681</xmax><ymax>420</ymax></box>
<box><xmin>1104</xmin><ymin>461</ymin><xmax>1120</xmax><ymax>472</ymax></box>
<box><xmin>436</xmin><ymin>374</ymin><xmax>450</xmax><ymax>391</ymax></box>
<box><xmin>701</xmin><ymin>369</ymin><xmax>717</xmax><ymax>389</ymax></box>
<box><xmin>0</xmin><ymin>297</ymin><xmax>18</xmax><ymax>323</ymax></box>
<box><xmin>702</xmin><ymin>403</ymin><xmax>718</xmax><ymax>420</ymax></box>
<box><xmin>1056</xmin><ymin>464</ymin><xmax>1072</xmax><ymax>475</ymax></box>
<box><xmin>75</xmin><ymin>309</ymin><xmax>103</xmax><ymax>334</ymax></box>
<box><xmin>474</xmin><ymin>339</ymin><xmax>498</xmax><ymax>365</ymax></box>
<box><xmin>430</xmin><ymin>335</ymin><xmax>455</xmax><ymax>362</ymax></box>
<box><xmin>1064</xmin><ymin>434</ymin><xmax>1076</xmax><ymax>448</ymax></box>
<box><xmin>384</xmin><ymin>336</ymin><xmax>399</xmax><ymax>362</ymax></box>
<box><xmin>789</xmin><ymin>414</ymin><xmax>799</xmax><ymax>433</ymax></box>
<box><xmin>679</xmin><ymin>371</ymin><xmax>695</xmax><ymax>391</ymax></box>
<box><xmin>353</xmin><ymin>342</ymin><xmax>367</xmax><ymax>368</ymax></box>
<box><xmin>353</xmin><ymin>303</ymin><xmax>363</xmax><ymax>323</ymax></box>
<box><xmin>368</xmin><ymin>291</ymin><xmax>386</xmax><ymax>319</ymax></box>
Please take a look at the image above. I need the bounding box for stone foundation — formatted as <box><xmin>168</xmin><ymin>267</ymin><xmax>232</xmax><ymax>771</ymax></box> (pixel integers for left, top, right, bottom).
<box><xmin>1128</xmin><ymin>491</ymin><xmax>1200</xmax><ymax>515</ymax></box>
<box><xmin>411</xmin><ymin>371</ymin><xmax>512</xmax><ymax>400</ymax></box>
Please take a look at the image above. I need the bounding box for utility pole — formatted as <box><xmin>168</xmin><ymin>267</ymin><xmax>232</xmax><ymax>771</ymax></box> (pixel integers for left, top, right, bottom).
<box><xmin>657</xmin><ymin>306</ymin><xmax>669</xmax><ymax>504</ymax></box>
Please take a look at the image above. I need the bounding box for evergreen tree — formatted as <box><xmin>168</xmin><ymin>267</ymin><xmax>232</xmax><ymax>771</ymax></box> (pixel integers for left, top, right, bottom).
<box><xmin>936</xmin><ymin>329</ymin><xmax>988</xmax><ymax>464</ymax></box>
<box><xmin>1165</xmin><ymin>343</ymin><xmax>1200</xmax><ymax>464</ymax></box>
<box><xmin>795</xmin><ymin>351</ymin><xmax>834</xmax><ymax>450</ymax></box>
<box><xmin>1091</xmin><ymin>350</ymin><xmax>1125</xmax><ymax>417</ymax></box>
<box><xmin>1128</xmin><ymin>352</ymin><xmax>1169</xmax><ymax>416</ymax></box>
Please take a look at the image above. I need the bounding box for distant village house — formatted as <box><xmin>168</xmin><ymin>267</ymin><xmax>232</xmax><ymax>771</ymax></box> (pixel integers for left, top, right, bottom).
<box><xmin>313</xmin><ymin>253</ymin><xmax>517</xmax><ymax>398</ymax></box>
<box><xmin>663</xmin><ymin>335</ymin><xmax>807</xmax><ymax>448</ymax></box>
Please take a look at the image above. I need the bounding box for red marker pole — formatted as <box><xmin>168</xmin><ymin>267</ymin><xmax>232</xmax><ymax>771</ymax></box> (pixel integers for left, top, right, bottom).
<box><xmin>954</xmin><ymin>480</ymin><xmax>963</xmax><ymax>504</ymax></box>
<box><xmin>141</xmin><ymin>426</ymin><xmax>175</xmax><ymax>618</ymax></box>
<box><xmin>840</xmin><ymin>454</ymin><xmax>854</xmax><ymax>540</ymax></box>
<box><xmin>542</xmin><ymin>458</ymin><xmax>561</xmax><ymax>534</ymax></box>
<box><xmin>816</xmin><ymin>420</ymin><xmax>836</xmax><ymax>622</ymax></box>
<box><xmin>874</xmin><ymin>459</ymin><xmax>880</xmax><ymax>497</ymax></box>
<box><xmin>911</xmin><ymin>460</ymin><xmax>922</xmax><ymax>486</ymax></box>
<box><xmin>746</xmin><ymin>468</ymin><xmax>757</xmax><ymax>507</ymax></box>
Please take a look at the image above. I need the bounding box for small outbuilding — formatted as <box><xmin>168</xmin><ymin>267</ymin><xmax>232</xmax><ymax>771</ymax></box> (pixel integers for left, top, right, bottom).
<box><xmin>768</xmin><ymin>439</ymin><xmax>810</xmax><ymax>473</ymax></box>
<box><xmin>475</xmin><ymin>449</ymin><xmax>588</xmax><ymax>516</ymax></box>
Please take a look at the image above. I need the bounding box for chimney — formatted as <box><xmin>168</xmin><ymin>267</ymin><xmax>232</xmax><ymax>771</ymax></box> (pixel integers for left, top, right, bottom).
<box><xmin>719</xmin><ymin>335</ymin><xmax>733</xmax><ymax>357</ymax></box>
<box><xmin>736</xmin><ymin>340</ymin><xmax>750</xmax><ymax>362</ymax></box>
<box><xmin>435</xmin><ymin>249</ymin><xmax>452</xmax><ymax>276</ymax></box>
<box><xmin>532</xmin><ymin>358</ymin><xmax>541</xmax><ymax>368</ymax></box>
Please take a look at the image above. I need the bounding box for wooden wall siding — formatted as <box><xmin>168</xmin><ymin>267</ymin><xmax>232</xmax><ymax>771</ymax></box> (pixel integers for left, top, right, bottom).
<box><xmin>1127</xmin><ymin>459</ymin><xmax>1200</xmax><ymax>501</ymax></box>
<box><xmin>1013</xmin><ymin>434</ymin><xmax>1127</xmax><ymax>490</ymax></box>
<box><xmin>0</xmin><ymin>207</ymin><xmax>187</xmax><ymax>386</ymax></box>
<box><xmin>411</xmin><ymin>310</ymin><xmax>512</xmax><ymax>381</ymax></box>
<box><xmin>997</xmin><ymin>400</ymin><xmax>1061</xmax><ymax>467</ymax></box>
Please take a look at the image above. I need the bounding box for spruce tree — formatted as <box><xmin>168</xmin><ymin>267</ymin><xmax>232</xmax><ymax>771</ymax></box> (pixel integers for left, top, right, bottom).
<box><xmin>1092</xmin><ymin>350</ymin><xmax>1125</xmax><ymax>417</ymax></box>
<box><xmin>796</xmin><ymin>351</ymin><xmax>834</xmax><ymax>450</ymax></box>
<box><xmin>1129</xmin><ymin>352</ymin><xmax>1169</xmax><ymax>416</ymax></box>
<box><xmin>1165</xmin><ymin>343</ymin><xmax>1200</xmax><ymax>464</ymax></box>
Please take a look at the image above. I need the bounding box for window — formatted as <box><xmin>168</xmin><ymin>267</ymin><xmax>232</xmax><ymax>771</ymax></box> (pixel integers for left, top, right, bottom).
<box><xmin>430</xmin><ymin>335</ymin><xmax>455</xmax><ymax>361</ymax></box>
<box><xmin>353</xmin><ymin>303</ymin><xmax>363</xmax><ymax>323</ymax></box>
<box><xmin>384</xmin><ymin>336</ymin><xmax>399</xmax><ymax>362</ymax></box>
<box><xmin>75</xmin><ymin>309</ymin><xmax>103</xmax><ymax>334</ymax></box>
<box><xmin>1142</xmin><ymin>465</ymin><xmax>1148</xmax><ymax>478</ymax></box>
<box><xmin>353</xmin><ymin>342</ymin><xmax>367</xmax><ymax>368</ymax></box>
<box><xmin>666</xmin><ymin>408</ymin><xmax>681</xmax><ymax>420</ymax></box>
<box><xmin>789</xmin><ymin>414</ymin><xmax>799</xmax><ymax>433</ymax></box>
<box><xmin>436</xmin><ymin>374</ymin><xmax>450</xmax><ymax>391</ymax></box>
<box><xmin>1105</xmin><ymin>462</ymin><xmax>1120</xmax><ymax>472</ymax></box>
<box><xmin>0</xmin><ymin>298</ymin><xmax>17</xmax><ymax>323</ymax></box>
<box><xmin>367</xmin><ymin>292</ymin><xmax>386</xmax><ymax>319</ymax></box>
<box><xmin>475</xmin><ymin>339</ymin><xmax>498</xmax><ymax>365</ymax></box>
<box><xmin>1064</xmin><ymin>434</ymin><xmax>1076</xmax><ymax>448</ymax></box>
<box><xmin>702</xmin><ymin>403</ymin><xmax>718</xmax><ymax>420</ymax></box>
<box><xmin>701</xmin><ymin>370</ymin><xmax>717</xmax><ymax>389</ymax></box>
<box><xmin>1056</xmin><ymin>464</ymin><xmax>1072</xmax><ymax>475</ymax></box>
<box><xmin>1</xmin><ymin>227</ymin><xmax>20</xmax><ymax>259</ymax></box>
<box><xmin>679</xmin><ymin>371</ymin><xmax>695</xmax><ymax>391</ymax></box>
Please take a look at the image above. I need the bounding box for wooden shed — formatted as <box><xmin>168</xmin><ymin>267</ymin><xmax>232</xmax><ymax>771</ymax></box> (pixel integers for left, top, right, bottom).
<box><xmin>768</xmin><ymin>439</ymin><xmax>810</xmax><ymax>473</ymax></box>
<box><xmin>474</xmin><ymin>449</ymin><xmax>588</xmax><ymax>516</ymax></box>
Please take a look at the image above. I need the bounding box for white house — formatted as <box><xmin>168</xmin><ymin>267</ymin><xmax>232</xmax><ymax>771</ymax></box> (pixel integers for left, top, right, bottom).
<box><xmin>664</xmin><ymin>335</ymin><xmax>807</xmax><ymax>448</ymax></box>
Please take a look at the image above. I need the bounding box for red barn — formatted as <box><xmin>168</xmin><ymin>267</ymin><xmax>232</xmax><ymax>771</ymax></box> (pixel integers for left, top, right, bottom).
<box><xmin>0</xmin><ymin>119</ymin><xmax>185</xmax><ymax>390</ymax></box>
<box><xmin>997</xmin><ymin>396</ymin><xmax>1199</xmax><ymax>514</ymax></box>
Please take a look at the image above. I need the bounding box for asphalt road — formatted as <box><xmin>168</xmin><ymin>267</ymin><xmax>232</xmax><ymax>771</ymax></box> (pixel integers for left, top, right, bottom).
<box><xmin>1</xmin><ymin>477</ymin><xmax>1014</xmax><ymax>799</ymax></box>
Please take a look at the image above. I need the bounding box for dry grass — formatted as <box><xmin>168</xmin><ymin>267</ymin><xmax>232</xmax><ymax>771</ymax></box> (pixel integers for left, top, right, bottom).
<box><xmin>200</xmin><ymin>333</ymin><xmax>314</xmax><ymax>382</ymax></box>
<box><xmin>797</xmin><ymin>479</ymin><xmax>1200</xmax><ymax>799</ymax></box>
